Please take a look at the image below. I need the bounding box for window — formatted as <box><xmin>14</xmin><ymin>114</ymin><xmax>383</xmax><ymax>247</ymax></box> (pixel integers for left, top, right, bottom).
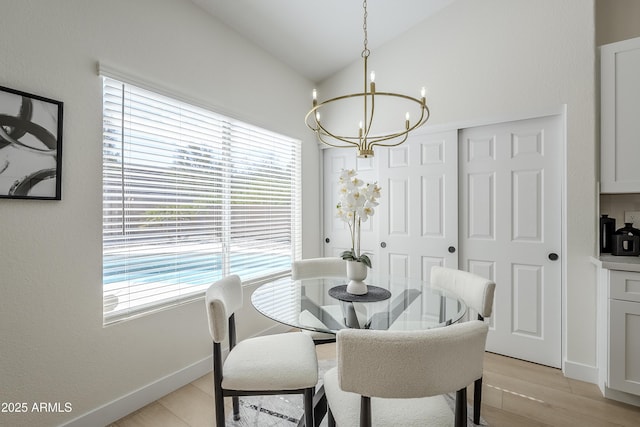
<box><xmin>102</xmin><ymin>75</ymin><xmax>301</xmax><ymax>323</ymax></box>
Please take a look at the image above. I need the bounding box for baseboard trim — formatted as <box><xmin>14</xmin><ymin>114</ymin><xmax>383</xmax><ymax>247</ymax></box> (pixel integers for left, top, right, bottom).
<box><xmin>603</xmin><ymin>386</ymin><xmax>640</xmax><ymax>407</ymax></box>
<box><xmin>59</xmin><ymin>355</ymin><xmax>213</xmax><ymax>427</ymax></box>
<box><xmin>563</xmin><ymin>359</ymin><xmax>598</xmax><ymax>384</ymax></box>
<box><xmin>59</xmin><ymin>325</ymin><xmax>293</xmax><ymax>427</ymax></box>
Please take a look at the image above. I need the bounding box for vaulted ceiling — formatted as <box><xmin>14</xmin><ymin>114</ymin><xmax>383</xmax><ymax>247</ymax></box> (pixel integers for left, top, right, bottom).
<box><xmin>190</xmin><ymin>0</ymin><xmax>456</xmax><ymax>83</ymax></box>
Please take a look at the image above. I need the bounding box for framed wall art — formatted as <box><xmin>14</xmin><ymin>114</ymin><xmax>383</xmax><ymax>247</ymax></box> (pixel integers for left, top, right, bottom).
<box><xmin>0</xmin><ymin>85</ymin><xmax>63</xmax><ymax>200</ymax></box>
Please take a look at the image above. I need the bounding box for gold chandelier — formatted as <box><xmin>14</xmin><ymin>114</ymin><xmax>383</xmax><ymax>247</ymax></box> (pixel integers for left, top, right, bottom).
<box><xmin>305</xmin><ymin>0</ymin><xmax>430</xmax><ymax>158</ymax></box>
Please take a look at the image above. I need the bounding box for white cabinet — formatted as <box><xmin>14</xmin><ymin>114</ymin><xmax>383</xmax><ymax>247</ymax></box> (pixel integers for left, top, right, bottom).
<box><xmin>600</xmin><ymin>37</ymin><xmax>640</xmax><ymax>193</ymax></box>
<box><xmin>596</xmin><ymin>264</ymin><xmax>640</xmax><ymax>405</ymax></box>
<box><xmin>609</xmin><ymin>271</ymin><xmax>640</xmax><ymax>395</ymax></box>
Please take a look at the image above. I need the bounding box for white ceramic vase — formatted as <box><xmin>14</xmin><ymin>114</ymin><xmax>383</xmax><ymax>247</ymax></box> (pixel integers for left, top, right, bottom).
<box><xmin>346</xmin><ymin>260</ymin><xmax>368</xmax><ymax>295</ymax></box>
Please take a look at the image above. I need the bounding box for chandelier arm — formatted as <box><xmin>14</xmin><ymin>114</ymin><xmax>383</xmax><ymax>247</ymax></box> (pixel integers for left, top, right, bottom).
<box><xmin>312</xmin><ymin>91</ymin><xmax>376</xmax><ymax>106</ymax></box>
<box><xmin>315</xmin><ymin>115</ymin><xmax>364</xmax><ymax>146</ymax></box>
<box><xmin>307</xmin><ymin>95</ymin><xmax>428</xmax><ymax>136</ymax></box>
<box><xmin>305</xmin><ymin>103</ymin><xmax>327</xmax><ymax>132</ymax></box>
<box><xmin>362</xmin><ymin>106</ymin><xmax>429</xmax><ymax>146</ymax></box>
<box><xmin>364</xmin><ymin>92</ymin><xmax>376</xmax><ymax>151</ymax></box>
<box><xmin>316</xmin><ymin>118</ymin><xmax>364</xmax><ymax>144</ymax></box>
<box><xmin>315</xmin><ymin>132</ymin><xmax>362</xmax><ymax>149</ymax></box>
<box><xmin>310</xmin><ymin>91</ymin><xmax>424</xmax><ymax>110</ymax></box>
<box><xmin>368</xmin><ymin>110</ymin><xmax>430</xmax><ymax>147</ymax></box>
<box><xmin>307</xmin><ymin>94</ymin><xmax>427</xmax><ymax>130</ymax></box>
<box><xmin>373</xmin><ymin>92</ymin><xmax>425</xmax><ymax>103</ymax></box>
<box><xmin>304</xmin><ymin>108</ymin><xmax>320</xmax><ymax>131</ymax></box>
<box><xmin>305</xmin><ymin>103</ymin><xmax>364</xmax><ymax>142</ymax></box>
<box><xmin>405</xmin><ymin>104</ymin><xmax>430</xmax><ymax>133</ymax></box>
<box><xmin>409</xmin><ymin>105</ymin><xmax>430</xmax><ymax>130</ymax></box>
<box><xmin>367</xmin><ymin>106</ymin><xmax>430</xmax><ymax>146</ymax></box>
<box><xmin>369</xmin><ymin>132</ymin><xmax>409</xmax><ymax>149</ymax></box>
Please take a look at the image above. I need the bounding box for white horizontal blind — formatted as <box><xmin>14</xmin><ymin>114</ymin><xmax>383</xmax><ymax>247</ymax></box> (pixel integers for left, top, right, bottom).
<box><xmin>102</xmin><ymin>76</ymin><xmax>301</xmax><ymax>322</ymax></box>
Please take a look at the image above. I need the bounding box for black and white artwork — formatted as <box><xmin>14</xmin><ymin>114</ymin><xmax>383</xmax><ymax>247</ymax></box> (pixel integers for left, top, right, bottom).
<box><xmin>0</xmin><ymin>85</ymin><xmax>63</xmax><ymax>200</ymax></box>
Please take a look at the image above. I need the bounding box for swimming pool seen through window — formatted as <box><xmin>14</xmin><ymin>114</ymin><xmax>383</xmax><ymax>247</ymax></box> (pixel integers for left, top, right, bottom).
<box><xmin>101</xmin><ymin>75</ymin><xmax>301</xmax><ymax>323</ymax></box>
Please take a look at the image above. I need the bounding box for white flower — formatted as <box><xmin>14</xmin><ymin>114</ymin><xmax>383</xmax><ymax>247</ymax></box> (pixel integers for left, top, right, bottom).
<box><xmin>336</xmin><ymin>169</ymin><xmax>381</xmax><ymax>263</ymax></box>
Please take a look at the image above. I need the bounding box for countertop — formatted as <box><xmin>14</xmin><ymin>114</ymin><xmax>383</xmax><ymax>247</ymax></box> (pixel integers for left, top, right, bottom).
<box><xmin>591</xmin><ymin>254</ymin><xmax>640</xmax><ymax>272</ymax></box>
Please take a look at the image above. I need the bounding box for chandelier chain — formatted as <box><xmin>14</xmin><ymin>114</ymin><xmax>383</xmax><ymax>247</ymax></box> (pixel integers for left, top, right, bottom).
<box><xmin>362</xmin><ymin>0</ymin><xmax>370</xmax><ymax>58</ymax></box>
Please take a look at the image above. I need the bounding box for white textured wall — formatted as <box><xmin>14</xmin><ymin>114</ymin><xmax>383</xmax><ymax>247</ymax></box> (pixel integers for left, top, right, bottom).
<box><xmin>0</xmin><ymin>1</ymin><xmax>319</xmax><ymax>426</ymax></box>
<box><xmin>320</xmin><ymin>0</ymin><xmax>597</xmax><ymax>372</ymax></box>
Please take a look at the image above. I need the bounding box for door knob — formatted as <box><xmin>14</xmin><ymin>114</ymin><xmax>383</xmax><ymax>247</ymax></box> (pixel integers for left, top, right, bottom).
<box><xmin>380</xmin><ymin>242</ymin><xmax>387</xmax><ymax>248</ymax></box>
<box><xmin>548</xmin><ymin>253</ymin><xmax>559</xmax><ymax>261</ymax></box>
<box><xmin>325</xmin><ymin>238</ymin><xmax>330</xmax><ymax>243</ymax></box>
<box><xmin>448</xmin><ymin>246</ymin><xmax>456</xmax><ymax>253</ymax></box>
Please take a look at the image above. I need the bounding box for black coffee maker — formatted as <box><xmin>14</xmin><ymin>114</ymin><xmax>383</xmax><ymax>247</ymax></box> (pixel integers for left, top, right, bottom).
<box><xmin>612</xmin><ymin>222</ymin><xmax>640</xmax><ymax>256</ymax></box>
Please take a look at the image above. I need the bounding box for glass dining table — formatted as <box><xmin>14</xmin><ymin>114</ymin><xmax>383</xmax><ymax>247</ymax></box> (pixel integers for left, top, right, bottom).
<box><xmin>251</xmin><ymin>272</ymin><xmax>467</xmax><ymax>336</ymax></box>
<box><xmin>251</xmin><ymin>272</ymin><xmax>467</xmax><ymax>427</ymax></box>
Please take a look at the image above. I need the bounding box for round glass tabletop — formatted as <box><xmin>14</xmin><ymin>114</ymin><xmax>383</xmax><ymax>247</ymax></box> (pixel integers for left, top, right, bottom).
<box><xmin>251</xmin><ymin>273</ymin><xmax>467</xmax><ymax>334</ymax></box>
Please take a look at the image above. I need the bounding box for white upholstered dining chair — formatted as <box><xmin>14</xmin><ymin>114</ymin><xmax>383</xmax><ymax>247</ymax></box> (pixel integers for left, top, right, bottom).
<box><xmin>430</xmin><ymin>266</ymin><xmax>496</xmax><ymax>425</ymax></box>
<box><xmin>205</xmin><ymin>275</ymin><xmax>318</xmax><ymax>426</ymax></box>
<box><xmin>291</xmin><ymin>257</ymin><xmax>346</xmax><ymax>280</ymax></box>
<box><xmin>292</xmin><ymin>258</ymin><xmax>347</xmax><ymax>343</ymax></box>
<box><xmin>324</xmin><ymin>320</ymin><xmax>489</xmax><ymax>427</ymax></box>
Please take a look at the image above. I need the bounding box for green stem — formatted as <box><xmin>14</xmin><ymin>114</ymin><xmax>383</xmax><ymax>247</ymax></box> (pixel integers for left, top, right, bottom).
<box><xmin>355</xmin><ymin>218</ymin><xmax>361</xmax><ymax>258</ymax></box>
<box><xmin>349</xmin><ymin>218</ymin><xmax>355</xmax><ymax>254</ymax></box>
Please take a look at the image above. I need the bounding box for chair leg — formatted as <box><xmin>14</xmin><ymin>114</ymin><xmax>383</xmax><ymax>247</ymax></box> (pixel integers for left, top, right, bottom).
<box><xmin>214</xmin><ymin>386</ymin><xmax>225</xmax><ymax>427</ymax></box>
<box><xmin>328</xmin><ymin>407</ymin><xmax>336</xmax><ymax>427</ymax></box>
<box><xmin>213</xmin><ymin>343</ymin><xmax>226</xmax><ymax>426</ymax></box>
<box><xmin>360</xmin><ymin>396</ymin><xmax>371</xmax><ymax>427</ymax></box>
<box><xmin>304</xmin><ymin>388</ymin><xmax>314</xmax><ymax>427</ymax></box>
<box><xmin>232</xmin><ymin>396</ymin><xmax>240</xmax><ymax>421</ymax></box>
<box><xmin>455</xmin><ymin>388</ymin><xmax>467</xmax><ymax>427</ymax></box>
<box><xmin>474</xmin><ymin>377</ymin><xmax>483</xmax><ymax>424</ymax></box>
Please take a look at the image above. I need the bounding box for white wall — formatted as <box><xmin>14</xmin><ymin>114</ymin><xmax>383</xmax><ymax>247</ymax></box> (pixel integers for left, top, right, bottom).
<box><xmin>319</xmin><ymin>0</ymin><xmax>598</xmax><ymax>374</ymax></box>
<box><xmin>596</xmin><ymin>0</ymin><xmax>640</xmax><ymax>46</ymax></box>
<box><xmin>0</xmin><ymin>0</ymin><xmax>320</xmax><ymax>426</ymax></box>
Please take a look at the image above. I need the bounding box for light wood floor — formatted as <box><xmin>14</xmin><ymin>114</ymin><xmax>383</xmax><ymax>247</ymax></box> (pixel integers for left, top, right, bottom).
<box><xmin>111</xmin><ymin>343</ymin><xmax>640</xmax><ymax>427</ymax></box>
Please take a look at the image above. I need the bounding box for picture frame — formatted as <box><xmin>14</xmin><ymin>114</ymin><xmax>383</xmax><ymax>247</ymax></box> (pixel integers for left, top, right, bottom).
<box><xmin>0</xmin><ymin>85</ymin><xmax>63</xmax><ymax>200</ymax></box>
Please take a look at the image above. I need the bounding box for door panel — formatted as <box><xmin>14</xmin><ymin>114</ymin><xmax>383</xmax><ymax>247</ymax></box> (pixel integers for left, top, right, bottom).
<box><xmin>389</xmin><ymin>253</ymin><xmax>409</xmax><ymax>278</ymax></box>
<box><xmin>377</xmin><ymin>129</ymin><xmax>459</xmax><ymax>280</ymax></box>
<box><xmin>467</xmin><ymin>172</ymin><xmax>495</xmax><ymax>239</ymax></box>
<box><xmin>512</xmin><ymin>263</ymin><xmax>543</xmax><ymax>336</ymax></box>
<box><xmin>459</xmin><ymin>115</ymin><xmax>562</xmax><ymax>368</ymax></box>
<box><xmin>389</xmin><ymin>178</ymin><xmax>408</xmax><ymax>235</ymax></box>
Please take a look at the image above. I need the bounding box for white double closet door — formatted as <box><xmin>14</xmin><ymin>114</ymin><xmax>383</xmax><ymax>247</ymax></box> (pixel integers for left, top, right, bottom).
<box><xmin>323</xmin><ymin>115</ymin><xmax>563</xmax><ymax>368</ymax></box>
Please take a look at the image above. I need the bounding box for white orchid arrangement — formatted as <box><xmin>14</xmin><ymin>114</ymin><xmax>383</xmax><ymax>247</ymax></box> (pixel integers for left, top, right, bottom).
<box><xmin>336</xmin><ymin>169</ymin><xmax>381</xmax><ymax>268</ymax></box>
